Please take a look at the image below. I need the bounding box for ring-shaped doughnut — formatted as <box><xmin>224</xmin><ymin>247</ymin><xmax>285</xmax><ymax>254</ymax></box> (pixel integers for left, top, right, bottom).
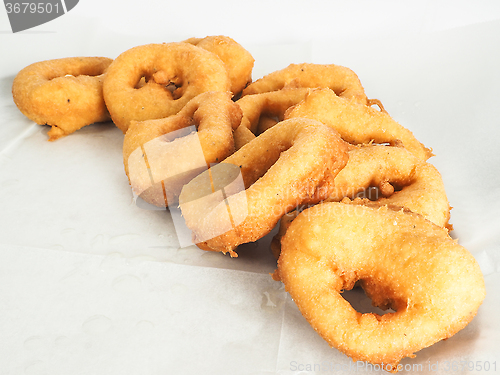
<box><xmin>326</xmin><ymin>145</ymin><xmax>450</xmax><ymax>228</ymax></box>
<box><xmin>12</xmin><ymin>57</ymin><xmax>113</xmax><ymax>141</ymax></box>
<box><xmin>179</xmin><ymin>118</ymin><xmax>349</xmax><ymax>256</ymax></box>
<box><xmin>270</xmin><ymin>145</ymin><xmax>450</xmax><ymax>258</ymax></box>
<box><xmin>103</xmin><ymin>42</ymin><xmax>230</xmax><ymax>133</ymax></box>
<box><xmin>242</xmin><ymin>63</ymin><xmax>368</xmax><ymax>105</ymax></box>
<box><xmin>123</xmin><ymin>91</ymin><xmax>242</xmax><ymax>207</ymax></box>
<box><xmin>275</xmin><ymin>202</ymin><xmax>485</xmax><ymax>371</ymax></box>
<box><xmin>233</xmin><ymin>88</ymin><xmax>311</xmax><ymax>149</ymax></box>
<box><xmin>183</xmin><ymin>35</ymin><xmax>254</xmax><ymax>95</ymax></box>
<box><xmin>285</xmin><ymin>88</ymin><xmax>433</xmax><ymax>161</ymax></box>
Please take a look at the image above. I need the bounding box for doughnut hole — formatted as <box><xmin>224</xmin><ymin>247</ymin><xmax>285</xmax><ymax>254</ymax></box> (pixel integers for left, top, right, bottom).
<box><xmin>134</xmin><ymin>76</ymin><xmax>178</xmax><ymax>97</ymax></box>
<box><xmin>151</xmin><ymin>70</ymin><xmax>186</xmax><ymax>99</ymax></box>
<box><xmin>341</xmin><ymin>282</ymin><xmax>398</xmax><ymax>317</ymax></box>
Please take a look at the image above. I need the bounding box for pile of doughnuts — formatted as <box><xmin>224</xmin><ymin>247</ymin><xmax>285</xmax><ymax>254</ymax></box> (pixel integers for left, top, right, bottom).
<box><xmin>12</xmin><ymin>35</ymin><xmax>485</xmax><ymax>372</ymax></box>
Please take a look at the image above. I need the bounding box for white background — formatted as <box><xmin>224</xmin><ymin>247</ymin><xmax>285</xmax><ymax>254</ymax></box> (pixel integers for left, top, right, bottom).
<box><xmin>1</xmin><ymin>1</ymin><xmax>500</xmax><ymax>374</ymax></box>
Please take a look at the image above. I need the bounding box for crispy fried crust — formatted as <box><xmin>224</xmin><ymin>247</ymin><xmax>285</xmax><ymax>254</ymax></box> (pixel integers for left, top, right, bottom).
<box><xmin>242</xmin><ymin>63</ymin><xmax>368</xmax><ymax>105</ymax></box>
<box><xmin>326</xmin><ymin>145</ymin><xmax>451</xmax><ymax>227</ymax></box>
<box><xmin>271</xmin><ymin>145</ymin><xmax>451</xmax><ymax>259</ymax></box>
<box><xmin>12</xmin><ymin>57</ymin><xmax>113</xmax><ymax>141</ymax></box>
<box><xmin>123</xmin><ymin>91</ymin><xmax>242</xmax><ymax>207</ymax></box>
<box><xmin>277</xmin><ymin>202</ymin><xmax>485</xmax><ymax>372</ymax></box>
<box><xmin>103</xmin><ymin>43</ymin><xmax>230</xmax><ymax>133</ymax></box>
<box><xmin>184</xmin><ymin>35</ymin><xmax>255</xmax><ymax>95</ymax></box>
<box><xmin>179</xmin><ymin>118</ymin><xmax>349</xmax><ymax>256</ymax></box>
<box><xmin>285</xmin><ymin>88</ymin><xmax>433</xmax><ymax>161</ymax></box>
<box><xmin>233</xmin><ymin>88</ymin><xmax>311</xmax><ymax>149</ymax></box>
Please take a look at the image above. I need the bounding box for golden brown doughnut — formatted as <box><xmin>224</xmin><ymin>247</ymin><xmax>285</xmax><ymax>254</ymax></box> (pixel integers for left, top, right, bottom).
<box><xmin>276</xmin><ymin>202</ymin><xmax>485</xmax><ymax>372</ymax></box>
<box><xmin>12</xmin><ymin>57</ymin><xmax>112</xmax><ymax>141</ymax></box>
<box><xmin>242</xmin><ymin>63</ymin><xmax>368</xmax><ymax>105</ymax></box>
<box><xmin>184</xmin><ymin>35</ymin><xmax>254</xmax><ymax>95</ymax></box>
<box><xmin>103</xmin><ymin>42</ymin><xmax>230</xmax><ymax>133</ymax></box>
<box><xmin>179</xmin><ymin>118</ymin><xmax>349</xmax><ymax>256</ymax></box>
<box><xmin>124</xmin><ymin>91</ymin><xmax>242</xmax><ymax>207</ymax></box>
<box><xmin>285</xmin><ymin>88</ymin><xmax>433</xmax><ymax>161</ymax></box>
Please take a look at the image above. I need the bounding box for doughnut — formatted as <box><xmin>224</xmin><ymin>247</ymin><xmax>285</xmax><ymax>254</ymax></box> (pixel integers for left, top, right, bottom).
<box><xmin>326</xmin><ymin>145</ymin><xmax>450</xmax><ymax>228</ymax></box>
<box><xmin>270</xmin><ymin>145</ymin><xmax>451</xmax><ymax>258</ymax></box>
<box><xmin>12</xmin><ymin>57</ymin><xmax>113</xmax><ymax>141</ymax></box>
<box><xmin>233</xmin><ymin>125</ymin><xmax>257</xmax><ymax>151</ymax></box>
<box><xmin>233</xmin><ymin>88</ymin><xmax>311</xmax><ymax>149</ymax></box>
<box><xmin>103</xmin><ymin>42</ymin><xmax>231</xmax><ymax>133</ymax></box>
<box><xmin>285</xmin><ymin>88</ymin><xmax>433</xmax><ymax>161</ymax></box>
<box><xmin>183</xmin><ymin>35</ymin><xmax>255</xmax><ymax>95</ymax></box>
<box><xmin>242</xmin><ymin>63</ymin><xmax>368</xmax><ymax>105</ymax></box>
<box><xmin>179</xmin><ymin>118</ymin><xmax>349</xmax><ymax>256</ymax></box>
<box><xmin>256</xmin><ymin>115</ymin><xmax>279</xmax><ymax>134</ymax></box>
<box><xmin>270</xmin><ymin>210</ymin><xmax>300</xmax><ymax>260</ymax></box>
<box><xmin>123</xmin><ymin>91</ymin><xmax>242</xmax><ymax>207</ymax></box>
<box><xmin>275</xmin><ymin>202</ymin><xmax>485</xmax><ymax>371</ymax></box>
